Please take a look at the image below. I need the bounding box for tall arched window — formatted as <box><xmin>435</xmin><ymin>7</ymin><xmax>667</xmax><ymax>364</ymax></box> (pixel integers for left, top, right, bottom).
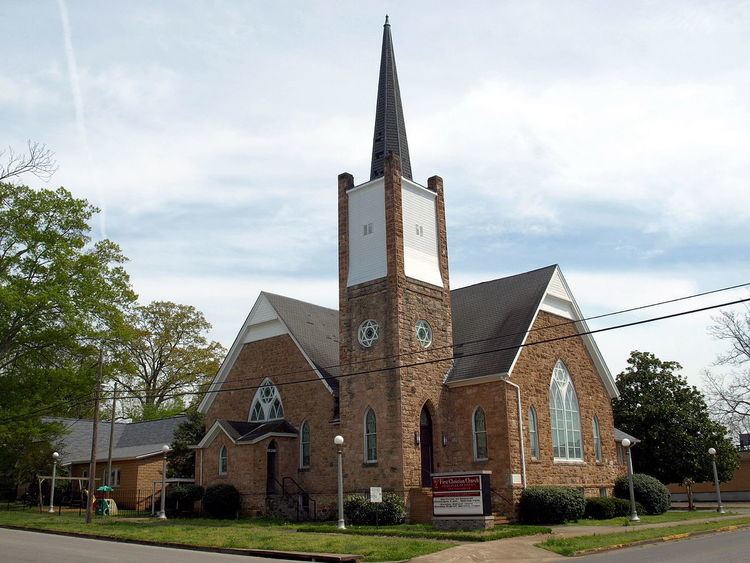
<box><xmin>528</xmin><ymin>407</ymin><xmax>540</xmax><ymax>459</ymax></box>
<box><xmin>549</xmin><ymin>361</ymin><xmax>582</xmax><ymax>460</ymax></box>
<box><xmin>364</xmin><ymin>408</ymin><xmax>377</xmax><ymax>463</ymax></box>
<box><xmin>592</xmin><ymin>416</ymin><xmax>602</xmax><ymax>462</ymax></box>
<box><xmin>473</xmin><ymin>407</ymin><xmax>488</xmax><ymax>460</ymax></box>
<box><xmin>300</xmin><ymin>421</ymin><xmax>311</xmax><ymax>468</ymax></box>
<box><xmin>218</xmin><ymin>445</ymin><xmax>228</xmax><ymax>475</ymax></box>
<box><xmin>249</xmin><ymin>378</ymin><xmax>284</xmax><ymax>422</ymax></box>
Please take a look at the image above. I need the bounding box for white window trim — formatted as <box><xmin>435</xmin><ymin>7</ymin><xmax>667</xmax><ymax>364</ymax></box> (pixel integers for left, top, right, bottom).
<box><xmin>109</xmin><ymin>467</ymin><xmax>121</xmax><ymax>487</ymax></box>
<box><xmin>218</xmin><ymin>445</ymin><xmax>228</xmax><ymax>475</ymax></box>
<box><xmin>593</xmin><ymin>415</ymin><xmax>602</xmax><ymax>462</ymax></box>
<box><xmin>299</xmin><ymin>420</ymin><xmax>311</xmax><ymax>469</ymax></box>
<box><xmin>472</xmin><ymin>406</ymin><xmax>488</xmax><ymax>461</ymax></box>
<box><xmin>528</xmin><ymin>406</ymin><xmax>539</xmax><ymax>460</ymax></box>
<box><xmin>248</xmin><ymin>378</ymin><xmax>284</xmax><ymax>422</ymax></box>
<box><xmin>363</xmin><ymin>408</ymin><xmax>377</xmax><ymax>464</ymax></box>
<box><xmin>550</xmin><ymin>360</ymin><xmax>583</xmax><ymax>461</ymax></box>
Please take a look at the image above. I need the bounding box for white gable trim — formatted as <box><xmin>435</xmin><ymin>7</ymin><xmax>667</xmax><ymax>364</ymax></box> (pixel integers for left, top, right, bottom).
<box><xmin>197</xmin><ymin>293</ymin><xmax>335</xmax><ymax>415</ymax></box>
<box><xmin>507</xmin><ymin>266</ymin><xmax>619</xmax><ymax>399</ymax></box>
<box><xmin>194</xmin><ymin>421</ymin><xmax>237</xmax><ymax>449</ymax></box>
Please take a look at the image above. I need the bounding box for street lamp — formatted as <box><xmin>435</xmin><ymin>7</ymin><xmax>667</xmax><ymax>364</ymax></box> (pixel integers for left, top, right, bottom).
<box><xmin>334</xmin><ymin>435</ymin><xmax>345</xmax><ymax>529</ymax></box>
<box><xmin>48</xmin><ymin>452</ymin><xmax>60</xmax><ymax>514</ymax></box>
<box><xmin>621</xmin><ymin>439</ymin><xmax>639</xmax><ymax>522</ymax></box>
<box><xmin>158</xmin><ymin>444</ymin><xmax>170</xmax><ymax>520</ymax></box>
<box><xmin>708</xmin><ymin>447</ymin><xmax>726</xmax><ymax>514</ymax></box>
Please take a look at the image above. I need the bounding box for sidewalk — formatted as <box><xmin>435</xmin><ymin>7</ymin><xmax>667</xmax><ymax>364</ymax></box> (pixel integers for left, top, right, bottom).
<box><xmin>410</xmin><ymin>511</ymin><xmax>750</xmax><ymax>562</ymax></box>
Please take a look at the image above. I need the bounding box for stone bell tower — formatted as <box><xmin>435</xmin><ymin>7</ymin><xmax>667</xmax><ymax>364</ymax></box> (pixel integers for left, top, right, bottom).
<box><xmin>337</xmin><ymin>16</ymin><xmax>453</xmax><ymax>497</ymax></box>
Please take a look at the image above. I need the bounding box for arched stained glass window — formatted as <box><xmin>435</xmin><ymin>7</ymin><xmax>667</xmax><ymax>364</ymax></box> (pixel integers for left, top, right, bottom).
<box><xmin>300</xmin><ymin>421</ymin><xmax>311</xmax><ymax>468</ymax></box>
<box><xmin>364</xmin><ymin>408</ymin><xmax>377</xmax><ymax>463</ymax></box>
<box><xmin>549</xmin><ymin>361</ymin><xmax>582</xmax><ymax>460</ymax></box>
<box><xmin>592</xmin><ymin>416</ymin><xmax>602</xmax><ymax>462</ymax></box>
<box><xmin>473</xmin><ymin>407</ymin><xmax>488</xmax><ymax>460</ymax></box>
<box><xmin>528</xmin><ymin>407</ymin><xmax>540</xmax><ymax>459</ymax></box>
<box><xmin>219</xmin><ymin>445</ymin><xmax>228</xmax><ymax>475</ymax></box>
<box><xmin>249</xmin><ymin>379</ymin><xmax>284</xmax><ymax>422</ymax></box>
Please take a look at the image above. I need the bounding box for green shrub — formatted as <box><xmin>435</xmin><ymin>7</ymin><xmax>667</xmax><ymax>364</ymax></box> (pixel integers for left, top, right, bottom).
<box><xmin>519</xmin><ymin>486</ymin><xmax>585</xmax><ymax>524</ymax></box>
<box><xmin>166</xmin><ymin>484</ymin><xmax>204</xmax><ymax>514</ymax></box>
<box><xmin>584</xmin><ymin>497</ymin><xmax>646</xmax><ymax>519</ymax></box>
<box><xmin>344</xmin><ymin>492</ymin><xmax>406</xmax><ymax>525</ymax></box>
<box><xmin>614</xmin><ymin>474</ymin><xmax>670</xmax><ymax>515</ymax></box>
<box><xmin>202</xmin><ymin>484</ymin><xmax>241</xmax><ymax>519</ymax></box>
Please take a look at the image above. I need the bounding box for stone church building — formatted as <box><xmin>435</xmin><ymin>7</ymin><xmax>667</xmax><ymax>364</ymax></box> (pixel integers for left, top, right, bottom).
<box><xmin>194</xmin><ymin>18</ymin><xmax>628</xmax><ymax>520</ymax></box>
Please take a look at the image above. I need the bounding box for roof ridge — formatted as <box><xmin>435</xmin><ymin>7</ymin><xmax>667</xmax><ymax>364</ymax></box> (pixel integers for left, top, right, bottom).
<box><xmin>262</xmin><ymin>291</ymin><xmax>338</xmax><ymax>314</ymax></box>
<box><xmin>452</xmin><ymin>264</ymin><xmax>558</xmax><ymax>293</ymax></box>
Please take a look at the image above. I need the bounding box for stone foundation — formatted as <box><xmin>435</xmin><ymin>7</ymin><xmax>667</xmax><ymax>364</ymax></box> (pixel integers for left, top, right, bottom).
<box><xmin>433</xmin><ymin>515</ymin><xmax>495</xmax><ymax>530</ymax></box>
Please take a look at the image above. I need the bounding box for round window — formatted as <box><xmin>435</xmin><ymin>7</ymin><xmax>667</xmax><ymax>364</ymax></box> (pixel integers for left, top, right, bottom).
<box><xmin>358</xmin><ymin>319</ymin><xmax>380</xmax><ymax>348</ymax></box>
<box><xmin>415</xmin><ymin>320</ymin><xmax>433</xmax><ymax>348</ymax></box>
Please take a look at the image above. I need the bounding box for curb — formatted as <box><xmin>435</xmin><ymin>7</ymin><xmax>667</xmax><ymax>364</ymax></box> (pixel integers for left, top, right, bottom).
<box><xmin>570</xmin><ymin>522</ymin><xmax>750</xmax><ymax>557</ymax></box>
<box><xmin>0</xmin><ymin>524</ymin><xmax>362</xmax><ymax>562</ymax></box>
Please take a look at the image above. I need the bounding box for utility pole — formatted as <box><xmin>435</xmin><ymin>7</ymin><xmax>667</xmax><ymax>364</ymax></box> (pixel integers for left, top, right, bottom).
<box><xmin>106</xmin><ymin>382</ymin><xmax>117</xmax><ymax>486</ymax></box>
<box><xmin>85</xmin><ymin>349</ymin><xmax>103</xmax><ymax>524</ymax></box>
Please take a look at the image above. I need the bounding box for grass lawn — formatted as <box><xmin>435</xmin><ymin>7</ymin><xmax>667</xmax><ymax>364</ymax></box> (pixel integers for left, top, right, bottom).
<box><xmin>572</xmin><ymin>510</ymin><xmax>737</xmax><ymax>527</ymax></box>
<box><xmin>0</xmin><ymin>511</ymin><xmax>449</xmax><ymax>562</ymax></box>
<box><xmin>539</xmin><ymin>515</ymin><xmax>750</xmax><ymax>556</ymax></box>
<box><xmin>296</xmin><ymin>521</ymin><xmax>551</xmax><ymax>542</ymax></box>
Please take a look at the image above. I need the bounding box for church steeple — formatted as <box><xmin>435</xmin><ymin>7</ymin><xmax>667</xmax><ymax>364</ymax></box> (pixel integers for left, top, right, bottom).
<box><xmin>370</xmin><ymin>15</ymin><xmax>412</xmax><ymax>181</ymax></box>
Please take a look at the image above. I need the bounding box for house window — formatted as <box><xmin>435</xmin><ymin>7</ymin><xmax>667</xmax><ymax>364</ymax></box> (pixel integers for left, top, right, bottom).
<box><xmin>415</xmin><ymin>224</ymin><xmax>424</xmax><ymax>236</ymax></box>
<box><xmin>599</xmin><ymin>487</ymin><xmax>608</xmax><ymax>497</ymax></box>
<box><xmin>549</xmin><ymin>360</ymin><xmax>583</xmax><ymax>460</ymax></box>
<box><xmin>528</xmin><ymin>407</ymin><xmax>540</xmax><ymax>459</ymax></box>
<box><xmin>109</xmin><ymin>468</ymin><xmax>121</xmax><ymax>487</ymax></box>
<box><xmin>249</xmin><ymin>379</ymin><xmax>284</xmax><ymax>422</ymax></box>
<box><xmin>473</xmin><ymin>407</ymin><xmax>488</xmax><ymax>460</ymax></box>
<box><xmin>592</xmin><ymin>416</ymin><xmax>602</xmax><ymax>462</ymax></box>
<box><xmin>300</xmin><ymin>421</ymin><xmax>311</xmax><ymax>468</ymax></box>
<box><xmin>219</xmin><ymin>445</ymin><xmax>228</xmax><ymax>475</ymax></box>
<box><xmin>363</xmin><ymin>222</ymin><xmax>374</xmax><ymax>236</ymax></box>
<box><xmin>364</xmin><ymin>408</ymin><xmax>377</xmax><ymax>463</ymax></box>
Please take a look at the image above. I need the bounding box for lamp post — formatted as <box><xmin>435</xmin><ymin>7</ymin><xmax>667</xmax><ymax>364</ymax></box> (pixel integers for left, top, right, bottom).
<box><xmin>621</xmin><ymin>439</ymin><xmax>639</xmax><ymax>522</ymax></box>
<box><xmin>334</xmin><ymin>435</ymin><xmax>345</xmax><ymax>529</ymax></box>
<box><xmin>48</xmin><ymin>452</ymin><xmax>60</xmax><ymax>513</ymax></box>
<box><xmin>708</xmin><ymin>447</ymin><xmax>726</xmax><ymax>514</ymax></box>
<box><xmin>158</xmin><ymin>444</ymin><xmax>170</xmax><ymax>519</ymax></box>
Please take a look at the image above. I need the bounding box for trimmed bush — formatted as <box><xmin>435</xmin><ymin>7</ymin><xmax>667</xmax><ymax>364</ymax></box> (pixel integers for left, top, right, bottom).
<box><xmin>519</xmin><ymin>486</ymin><xmax>585</xmax><ymax>524</ymax></box>
<box><xmin>202</xmin><ymin>484</ymin><xmax>241</xmax><ymax>519</ymax></box>
<box><xmin>344</xmin><ymin>492</ymin><xmax>406</xmax><ymax>525</ymax></box>
<box><xmin>166</xmin><ymin>484</ymin><xmax>204</xmax><ymax>515</ymax></box>
<box><xmin>584</xmin><ymin>497</ymin><xmax>645</xmax><ymax>520</ymax></box>
<box><xmin>614</xmin><ymin>473</ymin><xmax>670</xmax><ymax>515</ymax></box>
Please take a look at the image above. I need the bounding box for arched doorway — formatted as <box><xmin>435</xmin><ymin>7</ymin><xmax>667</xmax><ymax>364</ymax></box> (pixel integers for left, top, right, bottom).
<box><xmin>420</xmin><ymin>406</ymin><xmax>434</xmax><ymax>487</ymax></box>
<box><xmin>266</xmin><ymin>440</ymin><xmax>278</xmax><ymax>495</ymax></box>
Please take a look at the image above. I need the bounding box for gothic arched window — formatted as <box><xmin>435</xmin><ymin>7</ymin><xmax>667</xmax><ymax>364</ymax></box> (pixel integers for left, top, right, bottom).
<box><xmin>300</xmin><ymin>421</ymin><xmax>311</xmax><ymax>468</ymax></box>
<box><xmin>473</xmin><ymin>406</ymin><xmax>488</xmax><ymax>460</ymax></box>
<box><xmin>364</xmin><ymin>408</ymin><xmax>377</xmax><ymax>463</ymax></box>
<box><xmin>528</xmin><ymin>406</ymin><xmax>540</xmax><ymax>459</ymax></box>
<box><xmin>549</xmin><ymin>361</ymin><xmax>582</xmax><ymax>460</ymax></box>
<box><xmin>592</xmin><ymin>415</ymin><xmax>602</xmax><ymax>462</ymax></box>
<box><xmin>218</xmin><ymin>445</ymin><xmax>228</xmax><ymax>475</ymax></box>
<box><xmin>249</xmin><ymin>378</ymin><xmax>284</xmax><ymax>422</ymax></box>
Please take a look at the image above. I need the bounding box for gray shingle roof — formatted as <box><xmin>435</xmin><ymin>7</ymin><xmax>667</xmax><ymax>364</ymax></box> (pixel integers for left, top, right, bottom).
<box><xmin>447</xmin><ymin>265</ymin><xmax>557</xmax><ymax>384</ymax></box>
<box><xmin>614</xmin><ymin>428</ymin><xmax>640</xmax><ymax>444</ymax></box>
<box><xmin>263</xmin><ymin>292</ymin><xmax>340</xmax><ymax>392</ymax></box>
<box><xmin>221</xmin><ymin>419</ymin><xmax>298</xmax><ymax>443</ymax></box>
<box><xmin>44</xmin><ymin>416</ymin><xmax>187</xmax><ymax>465</ymax></box>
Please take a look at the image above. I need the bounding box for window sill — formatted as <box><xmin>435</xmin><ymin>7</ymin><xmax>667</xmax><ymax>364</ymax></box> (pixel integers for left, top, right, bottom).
<box><xmin>473</xmin><ymin>458</ymin><xmax>489</xmax><ymax>463</ymax></box>
<box><xmin>553</xmin><ymin>459</ymin><xmax>585</xmax><ymax>465</ymax></box>
<box><xmin>363</xmin><ymin>461</ymin><xmax>378</xmax><ymax>467</ymax></box>
<box><xmin>298</xmin><ymin>466</ymin><xmax>310</xmax><ymax>472</ymax></box>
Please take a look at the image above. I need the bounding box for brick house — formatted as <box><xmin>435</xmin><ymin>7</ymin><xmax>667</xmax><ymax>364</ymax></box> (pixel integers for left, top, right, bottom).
<box><xmin>48</xmin><ymin>416</ymin><xmax>186</xmax><ymax>509</ymax></box>
<box><xmin>194</xmin><ymin>17</ymin><xmax>628</xmax><ymax>520</ymax></box>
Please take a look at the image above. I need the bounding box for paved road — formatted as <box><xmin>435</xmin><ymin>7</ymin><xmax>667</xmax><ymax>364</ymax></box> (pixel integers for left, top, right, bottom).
<box><xmin>0</xmin><ymin>528</ymin><xmax>299</xmax><ymax>562</ymax></box>
<box><xmin>579</xmin><ymin>527</ymin><xmax>750</xmax><ymax>562</ymax></box>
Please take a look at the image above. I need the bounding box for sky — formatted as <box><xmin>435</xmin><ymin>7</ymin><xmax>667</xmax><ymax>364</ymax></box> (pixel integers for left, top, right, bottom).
<box><xmin>2</xmin><ymin>1</ymin><xmax>749</xmax><ymax>390</ymax></box>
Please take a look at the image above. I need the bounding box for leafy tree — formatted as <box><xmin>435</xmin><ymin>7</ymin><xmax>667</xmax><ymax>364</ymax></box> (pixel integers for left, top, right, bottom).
<box><xmin>113</xmin><ymin>301</ymin><xmax>225</xmax><ymax>420</ymax></box>
<box><xmin>0</xmin><ymin>183</ymin><xmax>135</xmax><ymax>485</ymax></box>
<box><xmin>613</xmin><ymin>351</ymin><xmax>739</xmax><ymax>485</ymax></box>
<box><xmin>167</xmin><ymin>410</ymin><xmax>205</xmax><ymax>478</ymax></box>
<box><xmin>704</xmin><ymin>306</ymin><xmax>750</xmax><ymax>437</ymax></box>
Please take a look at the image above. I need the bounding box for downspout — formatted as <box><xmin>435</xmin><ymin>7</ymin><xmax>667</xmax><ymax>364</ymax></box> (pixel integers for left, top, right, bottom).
<box><xmin>504</xmin><ymin>379</ymin><xmax>527</xmax><ymax>489</ymax></box>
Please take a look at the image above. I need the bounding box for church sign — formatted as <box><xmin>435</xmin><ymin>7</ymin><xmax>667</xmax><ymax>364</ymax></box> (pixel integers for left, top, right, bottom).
<box><xmin>432</xmin><ymin>471</ymin><xmax>492</xmax><ymax>517</ymax></box>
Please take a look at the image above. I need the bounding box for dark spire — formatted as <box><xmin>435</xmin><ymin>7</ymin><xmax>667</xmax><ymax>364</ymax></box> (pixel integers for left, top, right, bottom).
<box><xmin>370</xmin><ymin>15</ymin><xmax>412</xmax><ymax>180</ymax></box>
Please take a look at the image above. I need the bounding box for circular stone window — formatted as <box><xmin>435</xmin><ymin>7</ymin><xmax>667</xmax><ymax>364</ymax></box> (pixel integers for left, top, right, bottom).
<box><xmin>357</xmin><ymin>319</ymin><xmax>380</xmax><ymax>348</ymax></box>
<box><xmin>415</xmin><ymin>320</ymin><xmax>433</xmax><ymax>348</ymax></box>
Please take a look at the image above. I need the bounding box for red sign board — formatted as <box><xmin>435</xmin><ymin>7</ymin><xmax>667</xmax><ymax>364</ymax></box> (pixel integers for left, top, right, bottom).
<box><xmin>432</xmin><ymin>474</ymin><xmax>484</xmax><ymax>516</ymax></box>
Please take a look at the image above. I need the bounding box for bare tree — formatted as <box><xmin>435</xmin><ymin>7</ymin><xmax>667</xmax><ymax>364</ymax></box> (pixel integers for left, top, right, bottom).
<box><xmin>0</xmin><ymin>140</ymin><xmax>58</xmax><ymax>183</ymax></box>
<box><xmin>704</xmin><ymin>305</ymin><xmax>750</xmax><ymax>437</ymax></box>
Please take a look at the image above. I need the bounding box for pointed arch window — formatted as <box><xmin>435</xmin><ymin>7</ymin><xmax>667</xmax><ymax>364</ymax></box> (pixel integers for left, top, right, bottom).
<box><xmin>592</xmin><ymin>415</ymin><xmax>602</xmax><ymax>462</ymax></box>
<box><xmin>218</xmin><ymin>445</ymin><xmax>228</xmax><ymax>475</ymax></box>
<box><xmin>528</xmin><ymin>406</ymin><xmax>540</xmax><ymax>459</ymax></box>
<box><xmin>300</xmin><ymin>421</ymin><xmax>311</xmax><ymax>468</ymax></box>
<box><xmin>473</xmin><ymin>407</ymin><xmax>488</xmax><ymax>460</ymax></box>
<box><xmin>364</xmin><ymin>408</ymin><xmax>377</xmax><ymax>463</ymax></box>
<box><xmin>549</xmin><ymin>361</ymin><xmax>582</xmax><ymax>460</ymax></box>
<box><xmin>249</xmin><ymin>379</ymin><xmax>284</xmax><ymax>422</ymax></box>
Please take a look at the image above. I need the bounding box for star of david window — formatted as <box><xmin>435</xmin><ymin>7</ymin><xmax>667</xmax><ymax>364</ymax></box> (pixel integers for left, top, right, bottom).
<box><xmin>415</xmin><ymin>320</ymin><xmax>432</xmax><ymax>348</ymax></box>
<box><xmin>358</xmin><ymin>319</ymin><xmax>380</xmax><ymax>348</ymax></box>
<box><xmin>249</xmin><ymin>378</ymin><xmax>284</xmax><ymax>422</ymax></box>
